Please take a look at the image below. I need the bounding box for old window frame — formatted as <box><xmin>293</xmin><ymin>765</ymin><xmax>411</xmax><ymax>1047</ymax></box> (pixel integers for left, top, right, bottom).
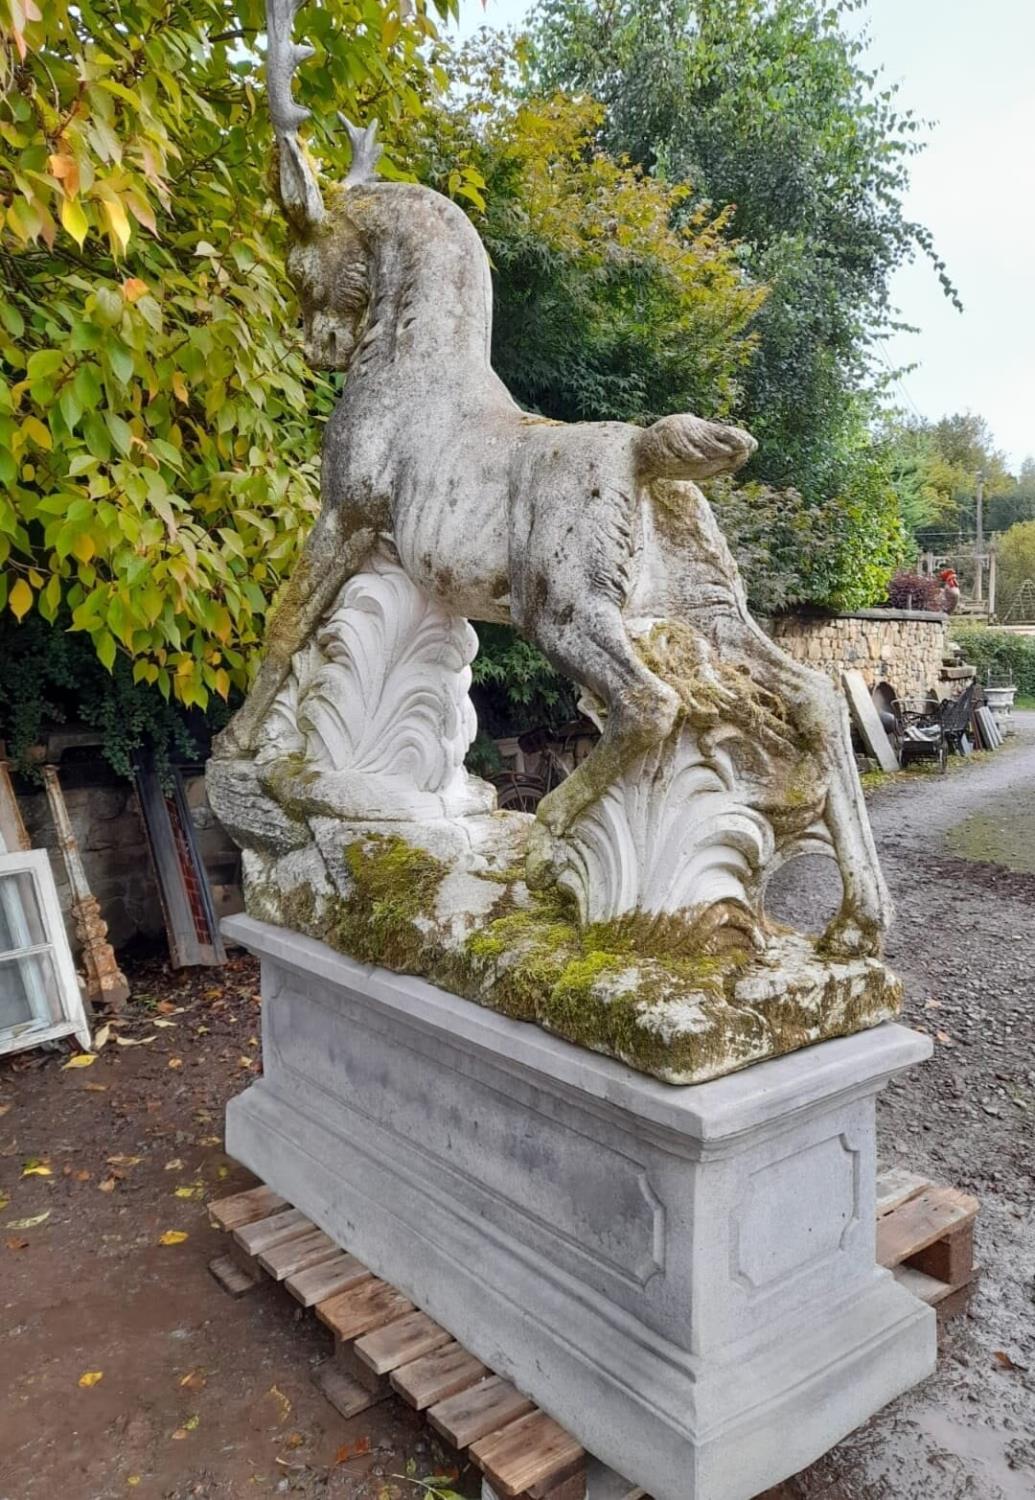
<box><xmin>0</xmin><ymin>848</ymin><xmax>91</xmax><ymax>1057</ymax></box>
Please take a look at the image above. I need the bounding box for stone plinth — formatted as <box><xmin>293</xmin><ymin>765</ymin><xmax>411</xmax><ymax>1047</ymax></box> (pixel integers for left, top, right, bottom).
<box><xmin>224</xmin><ymin>915</ymin><xmax>935</xmax><ymax>1500</ymax></box>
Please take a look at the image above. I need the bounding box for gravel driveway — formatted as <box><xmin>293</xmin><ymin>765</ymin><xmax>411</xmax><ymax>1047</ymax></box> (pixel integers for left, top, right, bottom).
<box><xmin>767</xmin><ymin>712</ymin><xmax>1035</xmax><ymax>1499</ymax></box>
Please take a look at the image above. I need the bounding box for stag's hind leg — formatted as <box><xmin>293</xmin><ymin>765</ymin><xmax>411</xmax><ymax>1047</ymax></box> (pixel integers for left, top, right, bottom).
<box><xmin>717</xmin><ymin>616</ymin><xmax>892</xmax><ymax>954</ymax></box>
<box><xmin>213</xmin><ymin>508</ymin><xmax>378</xmax><ymax>759</ymax></box>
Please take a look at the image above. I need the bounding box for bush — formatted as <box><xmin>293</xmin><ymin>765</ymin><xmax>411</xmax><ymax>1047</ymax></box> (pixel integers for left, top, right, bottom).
<box><xmin>887</xmin><ymin>572</ymin><xmax>942</xmax><ymax>612</ymax></box>
<box><xmin>951</xmin><ymin>628</ymin><xmax>1035</xmax><ymax>697</ymax></box>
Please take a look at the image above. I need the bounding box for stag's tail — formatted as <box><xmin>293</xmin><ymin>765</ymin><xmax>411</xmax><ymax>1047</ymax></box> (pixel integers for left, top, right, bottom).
<box><xmin>635</xmin><ymin>414</ymin><xmax>756</xmax><ymax>481</ymax></box>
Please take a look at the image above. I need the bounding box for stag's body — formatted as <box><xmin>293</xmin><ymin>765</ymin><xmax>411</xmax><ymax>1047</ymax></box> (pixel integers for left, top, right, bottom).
<box><xmin>218</xmin><ymin>2</ymin><xmax>893</xmax><ymax>956</ymax></box>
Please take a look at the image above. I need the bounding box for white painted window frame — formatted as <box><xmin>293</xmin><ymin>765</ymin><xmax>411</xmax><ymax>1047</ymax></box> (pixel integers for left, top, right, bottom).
<box><xmin>0</xmin><ymin>848</ymin><xmax>91</xmax><ymax>1056</ymax></box>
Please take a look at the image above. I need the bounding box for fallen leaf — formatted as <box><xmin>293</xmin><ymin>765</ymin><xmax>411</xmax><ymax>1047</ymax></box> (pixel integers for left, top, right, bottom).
<box><xmin>935</xmin><ymin>1030</ymin><xmax>954</xmax><ymax>1045</ymax></box>
<box><xmin>167</xmin><ymin>1057</ymin><xmax>183</xmax><ymax>1070</ymax></box>
<box><xmin>83</xmin><ymin>1082</ymin><xmax>109</xmax><ymax>1092</ymax></box>
<box><xmin>0</xmin><ymin>1192</ymin><xmax>9</xmax><ymax>1211</ymax></box>
<box><xmin>98</xmin><ymin>1177</ymin><xmax>117</xmax><ymax>1193</ymax></box>
<box><xmin>156</xmin><ymin>1001</ymin><xmax>183</xmax><ymax>1015</ymax></box>
<box><xmin>283</xmin><ymin>1431</ymin><xmax>304</xmax><ymax>1449</ymax></box>
<box><xmin>93</xmin><ymin>1024</ymin><xmax>111</xmax><ymax>1049</ymax></box>
<box><xmin>158</xmin><ymin>1229</ymin><xmax>188</xmax><ymax>1246</ymax></box>
<box><xmin>62</xmin><ymin>1051</ymin><xmax>97</xmax><ymax>1070</ymax></box>
<box><xmin>127</xmin><ymin>1477</ymin><xmax>141</xmax><ymax>1487</ymax></box>
<box><xmin>268</xmin><ymin>1384</ymin><xmax>292</xmax><ymax>1422</ymax></box>
<box><xmin>334</xmin><ymin>1436</ymin><xmax>371</xmax><ymax>1464</ymax></box>
<box><xmin>179</xmin><ymin>1369</ymin><xmax>206</xmax><ymax>1391</ymax></box>
<box><xmin>248</xmin><ymin>1036</ymin><xmax>258</xmax><ymax>1047</ymax></box>
<box><xmin>164</xmin><ymin>1158</ymin><xmax>185</xmax><ymax>1171</ymax></box>
<box><xmin>216</xmin><ymin>1165</ymin><xmax>229</xmax><ymax>1179</ymax></box>
<box><xmin>173</xmin><ymin>1184</ymin><xmax>203</xmax><ymax>1200</ymax></box>
<box><xmin>5</xmin><ymin>1212</ymin><xmax>50</xmax><ymax>1229</ymax></box>
<box><xmin>154</xmin><ymin>1018</ymin><xmax>177</xmax><ymax>1029</ymax></box>
<box><xmin>238</xmin><ymin>1057</ymin><xmax>253</xmax><ymax>1069</ymax></box>
<box><xmin>74</xmin><ymin>1169</ymin><xmax>91</xmax><ymax>1182</ymax></box>
<box><xmin>107</xmin><ymin>1154</ymin><xmax>142</xmax><ymax>1167</ymax></box>
<box><xmin>5</xmin><ymin>1236</ymin><xmax>29</xmax><ymax>1250</ymax></box>
<box><xmin>78</xmin><ymin>1370</ymin><xmax>104</xmax><ymax>1387</ymax></box>
<box><xmin>21</xmin><ymin>1158</ymin><xmax>52</xmax><ymax>1177</ymax></box>
<box><xmin>993</xmin><ymin>1349</ymin><xmax>1029</xmax><ymax>1373</ymax></box>
<box><xmin>0</xmin><ymin>1101</ymin><xmax>11</xmax><ymax>1117</ymax></box>
<box><xmin>197</xmin><ymin>1136</ymin><xmax>220</xmax><ymax>1148</ymax></box>
<box><xmin>116</xmin><ymin>1034</ymin><xmax>157</xmax><ymax>1047</ymax></box>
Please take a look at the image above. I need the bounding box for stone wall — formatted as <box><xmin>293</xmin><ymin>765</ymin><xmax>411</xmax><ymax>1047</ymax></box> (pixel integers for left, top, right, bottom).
<box><xmin>769</xmin><ymin>608</ymin><xmax>949</xmax><ymax>706</ymax></box>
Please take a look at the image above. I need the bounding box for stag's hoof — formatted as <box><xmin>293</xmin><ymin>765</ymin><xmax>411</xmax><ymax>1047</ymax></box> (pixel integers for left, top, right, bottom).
<box><xmin>818</xmin><ymin>913</ymin><xmax>882</xmax><ymax>961</ymax></box>
<box><xmin>211</xmin><ymin>720</ymin><xmax>251</xmax><ymax>762</ymax></box>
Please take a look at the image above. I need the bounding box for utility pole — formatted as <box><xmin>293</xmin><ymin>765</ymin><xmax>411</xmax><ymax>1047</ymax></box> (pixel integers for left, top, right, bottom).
<box><xmin>974</xmin><ymin>469</ymin><xmax>986</xmax><ymax>604</ymax></box>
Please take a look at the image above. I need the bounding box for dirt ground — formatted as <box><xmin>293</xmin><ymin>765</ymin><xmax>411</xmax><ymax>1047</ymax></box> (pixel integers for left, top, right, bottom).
<box><xmin>2</xmin><ymin>721</ymin><xmax>1035</xmax><ymax>1500</ymax></box>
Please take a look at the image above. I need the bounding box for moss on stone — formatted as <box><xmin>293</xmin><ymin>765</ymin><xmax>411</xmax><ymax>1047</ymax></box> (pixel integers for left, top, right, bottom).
<box><xmin>330</xmin><ymin>834</ymin><xmax>449</xmax><ymax>971</ymax></box>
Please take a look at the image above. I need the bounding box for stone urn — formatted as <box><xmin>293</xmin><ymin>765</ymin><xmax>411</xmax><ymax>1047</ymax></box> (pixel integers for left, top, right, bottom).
<box><xmin>984</xmin><ymin>683</ymin><xmax>1017</xmax><ymax>737</ymax></box>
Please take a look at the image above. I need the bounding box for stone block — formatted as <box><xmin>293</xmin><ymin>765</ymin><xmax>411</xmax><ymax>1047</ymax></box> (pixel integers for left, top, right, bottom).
<box><xmin>224</xmin><ymin>916</ymin><xmax>936</xmax><ymax>1500</ymax></box>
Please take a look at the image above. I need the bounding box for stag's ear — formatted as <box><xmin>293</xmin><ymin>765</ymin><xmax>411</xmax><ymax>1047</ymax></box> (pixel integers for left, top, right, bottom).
<box><xmin>275</xmin><ymin>134</ymin><xmax>326</xmax><ymax>235</ymax></box>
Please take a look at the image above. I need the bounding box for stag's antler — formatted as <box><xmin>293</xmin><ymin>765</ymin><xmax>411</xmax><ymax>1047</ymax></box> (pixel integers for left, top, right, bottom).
<box><xmin>266</xmin><ymin>0</ymin><xmax>384</xmax><ymax>235</ymax></box>
<box><xmin>266</xmin><ymin>0</ymin><xmax>324</xmax><ymax>233</ymax></box>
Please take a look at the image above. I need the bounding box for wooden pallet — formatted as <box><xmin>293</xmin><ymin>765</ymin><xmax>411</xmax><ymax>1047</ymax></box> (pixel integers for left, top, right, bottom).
<box><xmin>209</xmin><ymin>1169</ymin><xmax>977</xmax><ymax>1499</ymax></box>
<box><xmin>876</xmin><ymin>1167</ymin><xmax>979</xmax><ymax>1320</ymax></box>
<box><xmin>209</xmin><ymin>1188</ymin><xmax>592</xmax><ymax>1500</ymax></box>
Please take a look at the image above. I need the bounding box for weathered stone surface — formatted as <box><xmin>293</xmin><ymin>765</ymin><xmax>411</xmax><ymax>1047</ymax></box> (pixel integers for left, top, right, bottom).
<box><xmin>204</xmin><ymin>0</ymin><xmax>903</xmax><ymax>1084</ymax></box>
<box><xmin>225</xmin><ymin>914</ymin><xmax>936</xmax><ymax>1500</ymax></box>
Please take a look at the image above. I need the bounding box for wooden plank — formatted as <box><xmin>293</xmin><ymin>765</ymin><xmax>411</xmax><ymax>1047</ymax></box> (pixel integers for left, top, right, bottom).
<box><xmin>893</xmin><ymin>1264</ymin><xmax>954</xmax><ymax>1306</ymax></box>
<box><xmin>316</xmin><ymin>1278</ymin><xmax>414</xmax><ymax>1342</ymax></box>
<box><xmin>208</xmin><ymin>1252</ymin><xmax>260</xmax><ymax>1297</ymax></box>
<box><xmin>208</xmin><ymin>1185</ymin><xmax>287</xmax><ymax>1233</ymax></box>
<box><xmin>257</xmin><ymin>1227</ymin><xmax>341</xmax><ymax>1281</ymax></box>
<box><xmin>390</xmin><ymin>1341</ymin><xmax>488</xmax><ymax>1411</ymax></box>
<box><xmin>842</xmin><ymin>670</ymin><xmax>899</xmax><ymax>773</ymax></box>
<box><xmin>907</xmin><ymin>1218</ymin><xmax>975</xmax><ymax>1287</ymax></box>
<box><xmin>286</xmin><ymin>1252</ymin><xmax>372</xmax><ymax>1309</ymax></box>
<box><xmin>877</xmin><ymin>1187</ymin><xmax>978</xmax><ymax>1270</ymax></box>
<box><xmin>875</xmin><ymin>1167</ymin><xmax>929</xmax><ymax>1218</ymax></box>
<box><xmin>428</xmin><ymin>1375</ymin><xmax>536</xmax><ymax>1450</ymax></box>
<box><xmin>354</xmin><ymin>1310</ymin><xmax>452</xmax><ymax>1375</ymax></box>
<box><xmin>314</xmin><ymin>1361</ymin><xmax>387</xmax><ymax>1419</ymax></box>
<box><xmin>234</xmin><ymin>1207</ymin><xmax>312</xmax><ymax>1258</ymax></box>
<box><xmin>471</xmin><ymin>1411</ymin><xmax>585</xmax><ymax>1499</ymax></box>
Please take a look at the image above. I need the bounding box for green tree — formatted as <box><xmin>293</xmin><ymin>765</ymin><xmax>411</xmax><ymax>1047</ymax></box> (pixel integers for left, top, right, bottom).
<box><xmin>0</xmin><ymin>0</ymin><xmax>453</xmax><ymax>738</ymax></box>
<box><xmin>996</xmin><ymin>519</ymin><xmax>1035</xmax><ymax>620</ymax></box>
<box><xmin>527</xmin><ymin>0</ymin><xmax>957</xmax><ymax>504</ymax></box>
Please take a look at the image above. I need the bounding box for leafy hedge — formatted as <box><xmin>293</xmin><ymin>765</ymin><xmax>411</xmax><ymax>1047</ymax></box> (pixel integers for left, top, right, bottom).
<box><xmin>952</xmin><ymin>628</ymin><xmax>1035</xmax><ymax>697</ymax></box>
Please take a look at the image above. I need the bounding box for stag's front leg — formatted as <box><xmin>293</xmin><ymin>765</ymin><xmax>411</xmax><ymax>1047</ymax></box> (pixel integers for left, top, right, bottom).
<box><xmin>531</xmin><ymin>596</ymin><xmax>679</xmax><ymax>841</ymax></box>
<box><xmin>213</xmin><ymin>508</ymin><xmax>377</xmax><ymax>759</ymax></box>
<box><xmin>721</xmin><ymin>618</ymin><xmax>892</xmax><ymax>955</ymax></box>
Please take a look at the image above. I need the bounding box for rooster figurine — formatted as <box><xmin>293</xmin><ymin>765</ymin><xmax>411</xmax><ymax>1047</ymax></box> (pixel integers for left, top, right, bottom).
<box><xmin>939</xmin><ymin>568</ymin><xmax>961</xmax><ymax>614</ymax></box>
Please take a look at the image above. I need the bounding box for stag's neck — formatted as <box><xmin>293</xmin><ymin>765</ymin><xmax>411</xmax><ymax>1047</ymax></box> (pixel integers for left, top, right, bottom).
<box><xmin>346</xmin><ymin>184</ymin><xmax>496</xmax><ymax>394</ymax></box>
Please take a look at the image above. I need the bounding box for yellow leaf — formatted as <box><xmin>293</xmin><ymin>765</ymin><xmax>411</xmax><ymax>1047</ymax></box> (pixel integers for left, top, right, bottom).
<box><xmin>101</xmin><ymin>196</ymin><xmax>131</xmax><ymax>256</ymax></box>
<box><xmin>62</xmin><ymin>1052</ymin><xmax>96</xmax><ymax>1069</ymax></box>
<box><xmin>21</xmin><ymin>1158</ymin><xmax>51</xmax><ymax>1177</ymax></box>
<box><xmin>78</xmin><ymin>1370</ymin><xmax>104</xmax><ymax>1388</ymax></box>
<box><xmin>173</xmin><ymin>1184</ymin><xmax>202</xmax><ymax>1199</ymax></box>
<box><xmin>167</xmin><ymin>1056</ymin><xmax>183</xmax><ymax>1069</ymax></box>
<box><xmin>5</xmin><ymin>1211</ymin><xmax>50</xmax><ymax>1229</ymax></box>
<box><xmin>158</xmin><ymin>1229</ymin><xmax>188</xmax><ymax>1246</ymax></box>
<box><xmin>21</xmin><ymin>414</ymin><xmax>51</xmax><ymax>450</ymax></box>
<box><xmin>171</xmin><ymin>371</ymin><xmax>189</xmax><ymax>403</ymax></box>
<box><xmin>127</xmin><ymin>1478</ymin><xmax>141</xmax><ymax>1487</ymax></box>
<box><xmin>9</xmin><ymin>577</ymin><xmax>33</xmax><ymax>621</ymax></box>
<box><xmin>60</xmin><ymin>195</ymin><xmax>89</xmax><ymax>248</ymax></box>
<box><xmin>70</xmin><ymin>532</ymin><xmax>96</xmax><ymax>564</ymax></box>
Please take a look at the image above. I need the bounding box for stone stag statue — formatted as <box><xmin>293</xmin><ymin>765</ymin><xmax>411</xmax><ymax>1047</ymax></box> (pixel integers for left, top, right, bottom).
<box><xmin>209</xmin><ymin>0</ymin><xmax>899</xmax><ymax>1083</ymax></box>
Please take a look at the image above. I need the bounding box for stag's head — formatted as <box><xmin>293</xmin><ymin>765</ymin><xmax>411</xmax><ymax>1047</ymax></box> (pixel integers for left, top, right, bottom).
<box><xmin>266</xmin><ymin>0</ymin><xmax>381</xmax><ymax>370</ymax></box>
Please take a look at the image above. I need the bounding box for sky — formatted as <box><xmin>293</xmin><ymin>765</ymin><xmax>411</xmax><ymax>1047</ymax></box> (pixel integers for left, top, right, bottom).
<box><xmin>449</xmin><ymin>0</ymin><xmax>1035</xmax><ymax>471</ymax></box>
